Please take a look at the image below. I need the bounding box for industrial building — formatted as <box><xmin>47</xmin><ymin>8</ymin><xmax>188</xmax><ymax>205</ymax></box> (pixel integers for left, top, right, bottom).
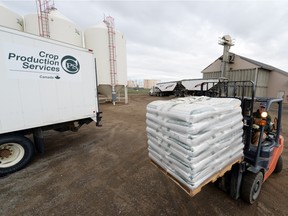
<box><xmin>202</xmin><ymin>36</ymin><xmax>288</xmax><ymax>103</ymax></box>
<box><xmin>202</xmin><ymin>53</ymin><xmax>288</xmax><ymax>103</ymax></box>
<box><xmin>127</xmin><ymin>79</ymin><xmax>160</xmax><ymax>89</ymax></box>
<box><xmin>143</xmin><ymin>79</ymin><xmax>161</xmax><ymax>89</ymax></box>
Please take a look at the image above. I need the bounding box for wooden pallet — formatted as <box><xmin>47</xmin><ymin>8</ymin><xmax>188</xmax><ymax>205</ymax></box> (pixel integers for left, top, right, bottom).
<box><xmin>150</xmin><ymin>157</ymin><xmax>243</xmax><ymax>197</ymax></box>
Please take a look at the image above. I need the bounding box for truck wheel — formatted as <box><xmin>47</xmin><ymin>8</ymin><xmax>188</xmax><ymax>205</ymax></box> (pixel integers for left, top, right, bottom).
<box><xmin>274</xmin><ymin>155</ymin><xmax>283</xmax><ymax>174</ymax></box>
<box><xmin>241</xmin><ymin>171</ymin><xmax>263</xmax><ymax>204</ymax></box>
<box><xmin>0</xmin><ymin>134</ymin><xmax>34</xmax><ymax>176</ymax></box>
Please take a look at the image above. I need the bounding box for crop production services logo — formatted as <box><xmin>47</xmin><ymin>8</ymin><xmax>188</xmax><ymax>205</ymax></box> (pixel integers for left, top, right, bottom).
<box><xmin>5</xmin><ymin>46</ymin><xmax>82</xmax><ymax>81</ymax></box>
<box><xmin>61</xmin><ymin>55</ymin><xmax>80</xmax><ymax>74</ymax></box>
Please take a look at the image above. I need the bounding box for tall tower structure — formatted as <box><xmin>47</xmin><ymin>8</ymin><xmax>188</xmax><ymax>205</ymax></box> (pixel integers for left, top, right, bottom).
<box><xmin>36</xmin><ymin>0</ymin><xmax>54</xmax><ymax>38</ymax></box>
<box><xmin>218</xmin><ymin>35</ymin><xmax>234</xmax><ymax>78</ymax></box>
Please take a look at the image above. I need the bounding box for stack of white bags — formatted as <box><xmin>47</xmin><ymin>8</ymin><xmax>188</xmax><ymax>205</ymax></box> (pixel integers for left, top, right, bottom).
<box><xmin>146</xmin><ymin>96</ymin><xmax>244</xmax><ymax>192</ymax></box>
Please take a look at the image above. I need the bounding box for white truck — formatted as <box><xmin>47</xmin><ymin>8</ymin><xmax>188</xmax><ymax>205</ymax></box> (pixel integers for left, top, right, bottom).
<box><xmin>0</xmin><ymin>26</ymin><xmax>102</xmax><ymax>176</ymax></box>
<box><xmin>149</xmin><ymin>81</ymin><xmax>184</xmax><ymax>97</ymax></box>
<box><xmin>149</xmin><ymin>79</ymin><xmax>219</xmax><ymax>97</ymax></box>
<box><xmin>181</xmin><ymin>78</ymin><xmax>219</xmax><ymax>96</ymax></box>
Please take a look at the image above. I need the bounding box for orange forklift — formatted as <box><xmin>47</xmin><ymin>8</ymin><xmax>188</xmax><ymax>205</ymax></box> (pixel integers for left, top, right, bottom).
<box><xmin>202</xmin><ymin>80</ymin><xmax>284</xmax><ymax>204</ymax></box>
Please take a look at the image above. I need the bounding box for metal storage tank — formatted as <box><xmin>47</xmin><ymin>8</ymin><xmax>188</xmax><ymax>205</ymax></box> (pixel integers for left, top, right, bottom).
<box><xmin>84</xmin><ymin>23</ymin><xmax>128</xmax><ymax>103</ymax></box>
<box><xmin>115</xmin><ymin>30</ymin><xmax>128</xmax><ymax>86</ymax></box>
<box><xmin>24</xmin><ymin>8</ymin><xmax>83</xmax><ymax>47</ymax></box>
<box><xmin>0</xmin><ymin>4</ymin><xmax>23</xmax><ymax>31</ymax></box>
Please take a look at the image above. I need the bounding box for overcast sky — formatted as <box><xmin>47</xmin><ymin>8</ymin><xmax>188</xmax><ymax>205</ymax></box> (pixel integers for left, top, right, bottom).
<box><xmin>1</xmin><ymin>0</ymin><xmax>288</xmax><ymax>82</ymax></box>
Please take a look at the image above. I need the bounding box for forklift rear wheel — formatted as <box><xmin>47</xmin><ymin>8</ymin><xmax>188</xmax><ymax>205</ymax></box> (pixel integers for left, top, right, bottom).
<box><xmin>241</xmin><ymin>171</ymin><xmax>263</xmax><ymax>204</ymax></box>
<box><xmin>274</xmin><ymin>155</ymin><xmax>283</xmax><ymax>174</ymax></box>
<box><xmin>0</xmin><ymin>134</ymin><xmax>34</xmax><ymax>176</ymax></box>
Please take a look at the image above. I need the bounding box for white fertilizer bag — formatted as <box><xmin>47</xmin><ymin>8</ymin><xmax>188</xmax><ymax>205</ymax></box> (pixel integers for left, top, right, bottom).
<box><xmin>146</xmin><ymin>96</ymin><xmax>244</xmax><ymax>193</ymax></box>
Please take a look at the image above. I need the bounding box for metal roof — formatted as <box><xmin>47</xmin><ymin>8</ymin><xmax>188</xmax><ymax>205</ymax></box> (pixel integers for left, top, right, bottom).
<box><xmin>237</xmin><ymin>54</ymin><xmax>288</xmax><ymax>76</ymax></box>
<box><xmin>202</xmin><ymin>53</ymin><xmax>288</xmax><ymax>77</ymax></box>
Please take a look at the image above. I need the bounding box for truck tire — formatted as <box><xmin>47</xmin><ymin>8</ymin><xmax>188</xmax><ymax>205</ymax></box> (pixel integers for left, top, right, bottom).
<box><xmin>0</xmin><ymin>134</ymin><xmax>34</xmax><ymax>176</ymax></box>
<box><xmin>274</xmin><ymin>155</ymin><xmax>283</xmax><ymax>174</ymax></box>
<box><xmin>241</xmin><ymin>171</ymin><xmax>263</xmax><ymax>204</ymax></box>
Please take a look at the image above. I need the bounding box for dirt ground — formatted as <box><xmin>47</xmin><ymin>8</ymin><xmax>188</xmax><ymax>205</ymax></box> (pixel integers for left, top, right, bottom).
<box><xmin>1</xmin><ymin>94</ymin><xmax>288</xmax><ymax>216</ymax></box>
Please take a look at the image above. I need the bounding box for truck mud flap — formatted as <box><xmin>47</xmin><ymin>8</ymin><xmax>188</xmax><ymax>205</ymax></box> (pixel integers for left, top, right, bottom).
<box><xmin>96</xmin><ymin>112</ymin><xmax>102</xmax><ymax>127</ymax></box>
<box><xmin>33</xmin><ymin>128</ymin><xmax>44</xmax><ymax>154</ymax></box>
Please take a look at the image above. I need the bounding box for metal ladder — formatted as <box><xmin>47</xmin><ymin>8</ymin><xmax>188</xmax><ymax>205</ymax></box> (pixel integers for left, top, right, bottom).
<box><xmin>104</xmin><ymin>16</ymin><xmax>118</xmax><ymax>104</ymax></box>
<box><xmin>36</xmin><ymin>0</ymin><xmax>54</xmax><ymax>38</ymax></box>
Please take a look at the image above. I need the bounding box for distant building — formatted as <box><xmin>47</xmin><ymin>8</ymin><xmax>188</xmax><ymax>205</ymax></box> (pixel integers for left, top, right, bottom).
<box><xmin>128</xmin><ymin>79</ymin><xmax>160</xmax><ymax>89</ymax></box>
<box><xmin>127</xmin><ymin>80</ymin><xmax>138</xmax><ymax>88</ymax></box>
<box><xmin>202</xmin><ymin>53</ymin><xmax>288</xmax><ymax>103</ymax></box>
<box><xmin>143</xmin><ymin>79</ymin><xmax>161</xmax><ymax>89</ymax></box>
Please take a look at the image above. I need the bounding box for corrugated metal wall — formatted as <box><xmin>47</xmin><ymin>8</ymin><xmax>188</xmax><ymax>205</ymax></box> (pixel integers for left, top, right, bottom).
<box><xmin>255</xmin><ymin>69</ymin><xmax>269</xmax><ymax>97</ymax></box>
<box><xmin>203</xmin><ymin>71</ymin><xmax>221</xmax><ymax>79</ymax></box>
<box><xmin>203</xmin><ymin>68</ymin><xmax>269</xmax><ymax>98</ymax></box>
<box><xmin>228</xmin><ymin>69</ymin><xmax>256</xmax><ymax>81</ymax></box>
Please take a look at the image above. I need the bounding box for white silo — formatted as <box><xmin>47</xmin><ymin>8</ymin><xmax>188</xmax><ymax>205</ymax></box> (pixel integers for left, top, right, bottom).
<box><xmin>24</xmin><ymin>8</ymin><xmax>83</xmax><ymax>47</ymax></box>
<box><xmin>115</xmin><ymin>31</ymin><xmax>128</xmax><ymax>86</ymax></box>
<box><xmin>0</xmin><ymin>3</ymin><xmax>23</xmax><ymax>31</ymax></box>
<box><xmin>84</xmin><ymin>22</ymin><xmax>128</xmax><ymax>104</ymax></box>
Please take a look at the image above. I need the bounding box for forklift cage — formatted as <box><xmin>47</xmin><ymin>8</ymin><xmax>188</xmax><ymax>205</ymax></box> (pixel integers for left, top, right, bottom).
<box><xmin>200</xmin><ymin>80</ymin><xmax>282</xmax><ymax>167</ymax></box>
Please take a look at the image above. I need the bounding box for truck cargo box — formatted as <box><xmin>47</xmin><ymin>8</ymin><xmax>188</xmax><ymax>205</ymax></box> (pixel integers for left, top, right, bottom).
<box><xmin>0</xmin><ymin>26</ymin><xmax>101</xmax><ymax>176</ymax></box>
<box><xmin>0</xmin><ymin>26</ymin><xmax>99</xmax><ymax>133</ymax></box>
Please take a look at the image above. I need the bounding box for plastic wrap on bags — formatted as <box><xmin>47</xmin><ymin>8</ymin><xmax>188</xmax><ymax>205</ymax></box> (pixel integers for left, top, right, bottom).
<box><xmin>146</xmin><ymin>96</ymin><xmax>244</xmax><ymax>191</ymax></box>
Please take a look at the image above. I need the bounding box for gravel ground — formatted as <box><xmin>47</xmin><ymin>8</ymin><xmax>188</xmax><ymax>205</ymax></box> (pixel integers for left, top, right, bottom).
<box><xmin>0</xmin><ymin>94</ymin><xmax>287</xmax><ymax>216</ymax></box>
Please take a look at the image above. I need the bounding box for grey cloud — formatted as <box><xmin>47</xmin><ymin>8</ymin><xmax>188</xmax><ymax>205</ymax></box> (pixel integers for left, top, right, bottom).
<box><xmin>2</xmin><ymin>0</ymin><xmax>288</xmax><ymax>81</ymax></box>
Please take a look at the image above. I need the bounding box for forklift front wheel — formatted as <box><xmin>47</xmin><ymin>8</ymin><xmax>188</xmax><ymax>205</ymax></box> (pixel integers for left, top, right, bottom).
<box><xmin>241</xmin><ymin>171</ymin><xmax>263</xmax><ymax>204</ymax></box>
